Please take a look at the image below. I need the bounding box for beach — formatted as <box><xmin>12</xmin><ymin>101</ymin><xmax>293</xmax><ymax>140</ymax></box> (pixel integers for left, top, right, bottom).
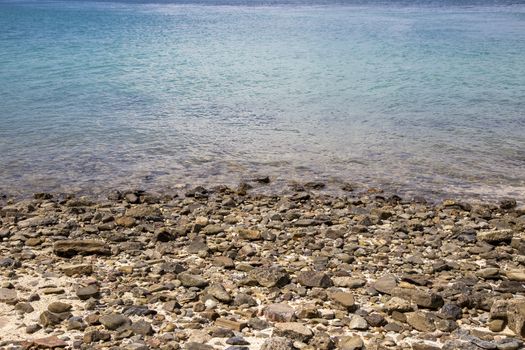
<box><xmin>0</xmin><ymin>182</ymin><xmax>524</xmax><ymax>349</ymax></box>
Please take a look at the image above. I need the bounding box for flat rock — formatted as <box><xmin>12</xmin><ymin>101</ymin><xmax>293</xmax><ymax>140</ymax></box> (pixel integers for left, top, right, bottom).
<box><xmin>337</xmin><ymin>335</ymin><xmax>364</xmax><ymax>350</ymax></box>
<box><xmin>60</xmin><ymin>264</ymin><xmax>93</xmax><ymax>276</ymax></box>
<box><xmin>54</xmin><ymin>240</ymin><xmax>110</xmax><ymax>257</ymax></box>
<box><xmin>76</xmin><ymin>285</ymin><xmax>100</xmax><ymax>300</ymax></box>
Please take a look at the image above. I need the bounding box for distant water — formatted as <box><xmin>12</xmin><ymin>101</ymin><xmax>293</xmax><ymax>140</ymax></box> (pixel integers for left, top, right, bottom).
<box><xmin>1</xmin><ymin>0</ymin><xmax>524</xmax><ymax>200</ymax></box>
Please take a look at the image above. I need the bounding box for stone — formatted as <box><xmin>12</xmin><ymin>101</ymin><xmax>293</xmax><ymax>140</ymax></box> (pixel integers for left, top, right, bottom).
<box><xmin>260</xmin><ymin>337</ymin><xmax>294</xmax><ymax>350</ymax></box>
<box><xmin>384</xmin><ymin>296</ymin><xmax>414</xmax><ymax>313</ymax></box>
<box><xmin>329</xmin><ymin>291</ymin><xmax>356</xmax><ymax>310</ymax></box>
<box><xmin>48</xmin><ymin>301</ymin><xmax>72</xmax><ymax>313</ymax></box>
<box><xmin>39</xmin><ymin>311</ymin><xmax>70</xmax><ymax>327</ymax></box>
<box><xmin>507</xmin><ymin>302</ymin><xmax>525</xmax><ymax>338</ymax></box>
<box><xmin>215</xmin><ymin>318</ymin><xmax>246</xmax><ymax>331</ymax></box>
<box><xmin>61</xmin><ymin>264</ymin><xmax>93</xmax><ymax>276</ymax></box>
<box><xmin>76</xmin><ymin>285</ymin><xmax>100</xmax><ymax>300</ymax></box>
<box><xmin>131</xmin><ymin>320</ymin><xmax>153</xmax><ymax>336</ymax></box>
<box><xmin>392</xmin><ymin>287</ymin><xmax>444</xmax><ymax>309</ymax></box>
<box><xmin>506</xmin><ymin>270</ymin><xmax>525</xmax><ymax>282</ymax></box>
<box><xmin>264</xmin><ymin>303</ymin><xmax>296</xmax><ymax>322</ymax></box>
<box><xmin>372</xmin><ymin>274</ymin><xmax>397</xmax><ymax>294</ymax></box>
<box><xmin>297</xmin><ymin>270</ymin><xmax>333</xmax><ymax>288</ymax></box>
<box><xmin>115</xmin><ymin>216</ymin><xmax>136</xmax><ymax>227</ymax></box>
<box><xmin>54</xmin><ymin>240</ymin><xmax>110</xmax><ymax>257</ymax></box>
<box><xmin>206</xmin><ymin>283</ymin><xmax>231</xmax><ymax>303</ymax></box>
<box><xmin>406</xmin><ymin>311</ymin><xmax>436</xmax><ymax>332</ymax></box>
<box><xmin>238</xmin><ymin>228</ymin><xmax>261</xmax><ymax>240</ymax></box>
<box><xmin>226</xmin><ymin>337</ymin><xmax>250</xmax><ymax>345</ymax></box>
<box><xmin>489</xmin><ymin>319</ymin><xmax>506</xmax><ymax>332</ymax></box>
<box><xmin>178</xmin><ymin>272</ymin><xmax>208</xmax><ymax>288</ymax></box>
<box><xmin>251</xmin><ymin>267</ymin><xmax>290</xmax><ymax>288</ymax></box>
<box><xmin>332</xmin><ymin>277</ymin><xmax>366</xmax><ymax>288</ymax></box>
<box><xmin>84</xmin><ymin>330</ymin><xmax>111</xmax><ymax>343</ymax></box>
<box><xmin>32</xmin><ymin>336</ymin><xmax>67</xmax><ymax>348</ymax></box>
<box><xmin>0</xmin><ymin>288</ymin><xmax>17</xmax><ymax>304</ymax></box>
<box><xmin>15</xmin><ymin>302</ymin><xmax>34</xmax><ymax>314</ymax></box>
<box><xmin>99</xmin><ymin>313</ymin><xmax>132</xmax><ymax>330</ymax></box>
<box><xmin>337</xmin><ymin>336</ymin><xmax>364</xmax><ymax>350</ymax></box>
<box><xmin>26</xmin><ymin>324</ymin><xmax>42</xmax><ymax>334</ymax></box>
<box><xmin>184</xmin><ymin>343</ymin><xmax>215</xmax><ymax>350</ymax></box>
<box><xmin>477</xmin><ymin>230</ymin><xmax>514</xmax><ymax>244</ymax></box>
<box><xmin>125</xmin><ymin>206</ymin><xmax>161</xmax><ymax>218</ymax></box>
<box><xmin>273</xmin><ymin>322</ymin><xmax>313</xmax><ymax>342</ymax></box>
<box><xmin>348</xmin><ymin>315</ymin><xmax>368</xmax><ymax>330</ymax></box>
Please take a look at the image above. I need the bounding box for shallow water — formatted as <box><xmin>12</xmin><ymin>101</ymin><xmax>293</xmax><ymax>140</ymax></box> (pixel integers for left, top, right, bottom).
<box><xmin>0</xmin><ymin>0</ymin><xmax>524</xmax><ymax>199</ymax></box>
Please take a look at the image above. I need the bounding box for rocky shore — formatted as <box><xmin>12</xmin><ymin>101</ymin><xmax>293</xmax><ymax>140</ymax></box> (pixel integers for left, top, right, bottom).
<box><xmin>0</xmin><ymin>182</ymin><xmax>524</xmax><ymax>350</ymax></box>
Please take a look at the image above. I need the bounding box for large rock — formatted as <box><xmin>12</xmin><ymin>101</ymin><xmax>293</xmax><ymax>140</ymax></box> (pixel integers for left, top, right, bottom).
<box><xmin>297</xmin><ymin>270</ymin><xmax>333</xmax><ymax>288</ymax></box>
<box><xmin>39</xmin><ymin>311</ymin><xmax>71</xmax><ymax>327</ymax></box>
<box><xmin>54</xmin><ymin>240</ymin><xmax>111</xmax><ymax>257</ymax></box>
<box><xmin>61</xmin><ymin>264</ymin><xmax>93</xmax><ymax>276</ymax></box>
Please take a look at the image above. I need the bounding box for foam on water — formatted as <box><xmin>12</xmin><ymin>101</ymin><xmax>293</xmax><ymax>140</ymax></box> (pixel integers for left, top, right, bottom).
<box><xmin>0</xmin><ymin>0</ymin><xmax>524</xmax><ymax>199</ymax></box>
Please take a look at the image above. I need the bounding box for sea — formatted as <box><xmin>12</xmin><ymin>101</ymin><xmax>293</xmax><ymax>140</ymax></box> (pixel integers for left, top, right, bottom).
<box><xmin>1</xmin><ymin>0</ymin><xmax>524</xmax><ymax>200</ymax></box>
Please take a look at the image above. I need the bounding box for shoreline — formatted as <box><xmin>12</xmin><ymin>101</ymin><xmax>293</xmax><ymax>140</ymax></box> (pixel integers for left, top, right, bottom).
<box><xmin>0</xmin><ymin>184</ymin><xmax>524</xmax><ymax>349</ymax></box>
<box><xmin>1</xmin><ymin>176</ymin><xmax>524</xmax><ymax>207</ymax></box>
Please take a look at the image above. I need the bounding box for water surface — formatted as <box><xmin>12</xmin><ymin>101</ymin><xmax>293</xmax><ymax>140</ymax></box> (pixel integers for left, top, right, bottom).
<box><xmin>1</xmin><ymin>0</ymin><xmax>524</xmax><ymax>199</ymax></box>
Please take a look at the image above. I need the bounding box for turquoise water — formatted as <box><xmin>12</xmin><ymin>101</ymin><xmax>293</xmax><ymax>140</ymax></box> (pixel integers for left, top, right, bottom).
<box><xmin>1</xmin><ymin>0</ymin><xmax>524</xmax><ymax>199</ymax></box>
